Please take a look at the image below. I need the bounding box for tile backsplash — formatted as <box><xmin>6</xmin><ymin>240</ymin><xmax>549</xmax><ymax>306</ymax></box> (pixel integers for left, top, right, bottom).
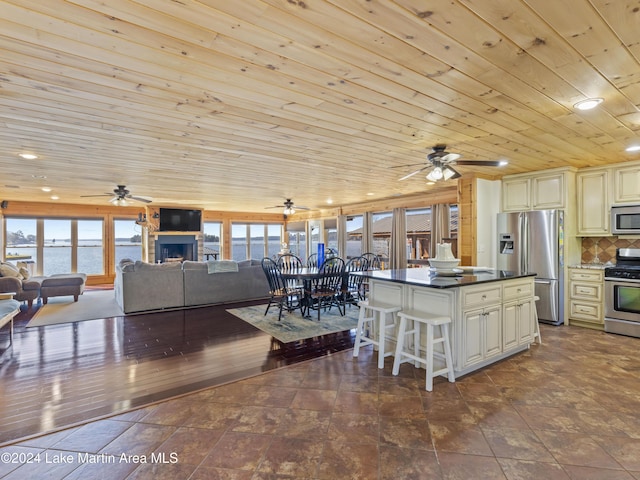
<box><xmin>581</xmin><ymin>237</ymin><xmax>640</xmax><ymax>264</ymax></box>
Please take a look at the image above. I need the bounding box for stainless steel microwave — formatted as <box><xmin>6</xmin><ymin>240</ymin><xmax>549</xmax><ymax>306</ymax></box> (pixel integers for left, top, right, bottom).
<box><xmin>611</xmin><ymin>205</ymin><xmax>640</xmax><ymax>235</ymax></box>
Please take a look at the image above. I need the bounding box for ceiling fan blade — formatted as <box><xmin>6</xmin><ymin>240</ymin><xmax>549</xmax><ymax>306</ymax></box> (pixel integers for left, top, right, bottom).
<box><xmin>399</xmin><ymin>166</ymin><xmax>429</xmax><ymax>181</ymax></box>
<box><xmin>441</xmin><ymin>153</ymin><xmax>461</xmax><ymax>162</ymax></box>
<box><xmin>454</xmin><ymin>160</ymin><xmax>504</xmax><ymax>166</ymax></box>
<box><xmin>390</xmin><ymin>162</ymin><xmax>426</xmax><ymax>169</ymax></box>
<box><xmin>80</xmin><ymin>193</ymin><xmax>113</xmax><ymax>197</ymax></box>
<box><xmin>128</xmin><ymin>195</ymin><xmax>152</xmax><ymax>203</ymax></box>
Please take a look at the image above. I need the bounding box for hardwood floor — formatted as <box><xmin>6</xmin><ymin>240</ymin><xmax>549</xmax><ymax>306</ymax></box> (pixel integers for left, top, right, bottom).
<box><xmin>0</xmin><ymin>293</ymin><xmax>355</xmax><ymax>446</ymax></box>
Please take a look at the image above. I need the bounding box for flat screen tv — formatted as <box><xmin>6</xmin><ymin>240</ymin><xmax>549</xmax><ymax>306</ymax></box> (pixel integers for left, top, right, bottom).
<box><xmin>158</xmin><ymin>208</ymin><xmax>202</xmax><ymax>232</ymax></box>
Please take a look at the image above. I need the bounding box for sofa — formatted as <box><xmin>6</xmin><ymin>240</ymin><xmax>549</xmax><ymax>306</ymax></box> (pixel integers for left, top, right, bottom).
<box><xmin>114</xmin><ymin>259</ymin><xmax>270</xmax><ymax>314</ymax></box>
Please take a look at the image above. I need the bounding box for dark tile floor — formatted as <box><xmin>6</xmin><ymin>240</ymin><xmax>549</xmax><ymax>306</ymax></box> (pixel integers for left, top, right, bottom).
<box><xmin>1</xmin><ymin>323</ymin><xmax>640</xmax><ymax>479</ymax></box>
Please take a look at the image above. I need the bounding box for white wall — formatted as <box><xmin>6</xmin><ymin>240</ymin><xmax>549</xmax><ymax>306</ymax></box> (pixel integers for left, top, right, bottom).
<box><xmin>476</xmin><ymin>179</ymin><xmax>501</xmax><ymax>267</ymax></box>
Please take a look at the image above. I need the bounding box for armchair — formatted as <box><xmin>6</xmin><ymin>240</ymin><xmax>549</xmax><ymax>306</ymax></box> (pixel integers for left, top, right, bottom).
<box><xmin>0</xmin><ymin>275</ymin><xmax>41</xmax><ymax>308</ymax></box>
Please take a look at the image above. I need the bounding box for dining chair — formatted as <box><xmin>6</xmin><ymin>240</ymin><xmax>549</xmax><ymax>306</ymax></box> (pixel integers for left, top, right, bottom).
<box><xmin>277</xmin><ymin>253</ymin><xmax>303</xmax><ymax>272</ymax></box>
<box><xmin>361</xmin><ymin>252</ymin><xmax>381</xmax><ymax>270</ymax></box>
<box><xmin>277</xmin><ymin>253</ymin><xmax>304</xmax><ymax>300</ymax></box>
<box><xmin>306</xmin><ymin>253</ymin><xmax>318</xmax><ymax>268</ymax></box>
<box><xmin>303</xmin><ymin>257</ymin><xmax>345</xmax><ymax>321</ymax></box>
<box><xmin>261</xmin><ymin>257</ymin><xmax>301</xmax><ymax>321</ymax></box>
<box><xmin>342</xmin><ymin>256</ymin><xmax>369</xmax><ymax>306</ymax></box>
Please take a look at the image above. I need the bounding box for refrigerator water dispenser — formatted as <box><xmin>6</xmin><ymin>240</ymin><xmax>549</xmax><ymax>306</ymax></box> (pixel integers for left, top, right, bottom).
<box><xmin>499</xmin><ymin>234</ymin><xmax>514</xmax><ymax>254</ymax></box>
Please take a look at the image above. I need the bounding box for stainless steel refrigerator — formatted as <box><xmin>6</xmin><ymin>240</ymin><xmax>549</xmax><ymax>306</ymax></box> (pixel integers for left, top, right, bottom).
<box><xmin>497</xmin><ymin>209</ymin><xmax>564</xmax><ymax>325</ymax></box>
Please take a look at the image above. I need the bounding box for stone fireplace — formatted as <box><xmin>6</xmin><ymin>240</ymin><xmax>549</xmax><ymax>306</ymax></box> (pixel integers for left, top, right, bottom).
<box><xmin>152</xmin><ymin>235</ymin><xmax>200</xmax><ymax>263</ymax></box>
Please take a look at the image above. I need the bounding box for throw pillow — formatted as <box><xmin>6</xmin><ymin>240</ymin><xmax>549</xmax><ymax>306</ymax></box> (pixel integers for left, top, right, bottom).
<box><xmin>0</xmin><ymin>262</ymin><xmax>21</xmax><ymax>279</ymax></box>
<box><xmin>19</xmin><ymin>267</ymin><xmax>31</xmax><ymax>280</ymax></box>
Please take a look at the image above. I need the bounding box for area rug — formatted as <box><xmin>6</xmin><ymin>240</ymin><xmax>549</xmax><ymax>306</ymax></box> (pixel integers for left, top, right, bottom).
<box><xmin>27</xmin><ymin>289</ymin><xmax>124</xmax><ymax>327</ymax></box>
<box><xmin>227</xmin><ymin>304</ymin><xmax>360</xmax><ymax>343</ymax></box>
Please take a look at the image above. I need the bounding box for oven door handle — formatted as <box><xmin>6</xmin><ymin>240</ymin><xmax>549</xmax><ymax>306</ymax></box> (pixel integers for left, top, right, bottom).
<box><xmin>605</xmin><ymin>277</ymin><xmax>640</xmax><ymax>284</ymax></box>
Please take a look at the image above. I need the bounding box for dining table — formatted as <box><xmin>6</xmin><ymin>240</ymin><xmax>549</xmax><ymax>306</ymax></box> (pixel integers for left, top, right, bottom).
<box><xmin>279</xmin><ymin>267</ymin><xmax>324</xmax><ymax>318</ymax></box>
<box><xmin>280</xmin><ymin>267</ymin><xmax>323</xmax><ymax>318</ymax></box>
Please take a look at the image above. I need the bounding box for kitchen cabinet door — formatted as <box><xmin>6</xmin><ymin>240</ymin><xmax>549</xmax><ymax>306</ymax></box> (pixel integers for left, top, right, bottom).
<box><xmin>613</xmin><ymin>166</ymin><xmax>640</xmax><ymax>203</ymax></box>
<box><xmin>577</xmin><ymin>170</ymin><xmax>609</xmax><ymax>236</ymax></box>
<box><xmin>502</xmin><ymin>301</ymin><xmax>519</xmax><ymax>350</ymax></box>
<box><xmin>461</xmin><ymin>308</ymin><xmax>484</xmax><ymax>368</ymax></box>
<box><xmin>502</xmin><ymin>177</ymin><xmax>531</xmax><ymax>212</ymax></box>
<box><xmin>532</xmin><ymin>172</ymin><xmax>566</xmax><ymax>210</ymax></box>
<box><xmin>485</xmin><ymin>306</ymin><xmax>502</xmax><ymax>358</ymax></box>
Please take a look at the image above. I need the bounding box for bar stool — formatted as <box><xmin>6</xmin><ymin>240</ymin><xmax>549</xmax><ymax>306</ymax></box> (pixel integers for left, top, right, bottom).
<box><xmin>392</xmin><ymin>309</ymin><xmax>455</xmax><ymax>392</ymax></box>
<box><xmin>532</xmin><ymin>295</ymin><xmax>542</xmax><ymax>344</ymax></box>
<box><xmin>353</xmin><ymin>300</ymin><xmax>401</xmax><ymax>369</ymax></box>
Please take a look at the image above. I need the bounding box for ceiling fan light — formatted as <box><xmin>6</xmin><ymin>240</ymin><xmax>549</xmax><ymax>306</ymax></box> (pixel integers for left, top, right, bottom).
<box><xmin>283</xmin><ymin>207</ymin><xmax>295</xmax><ymax>215</ymax></box>
<box><xmin>426</xmin><ymin>166</ymin><xmax>444</xmax><ymax>181</ymax></box>
<box><xmin>114</xmin><ymin>198</ymin><xmax>128</xmax><ymax>207</ymax></box>
<box><xmin>443</xmin><ymin>167</ymin><xmax>457</xmax><ymax>180</ymax></box>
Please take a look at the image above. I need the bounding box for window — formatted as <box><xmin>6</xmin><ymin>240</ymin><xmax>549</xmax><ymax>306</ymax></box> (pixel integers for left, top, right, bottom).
<box><xmin>371</xmin><ymin>211</ymin><xmax>392</xmax><ymax>262</ymax></box>
<box><xmin>4</xmin><ymin>218</ymin><xmax>37</xmax><ymax>271</ymax></box>
<box><xmin>203</xmin><ymin>222</ymin><xmax>221</xmax><ymax>260</ymax></box>
<box><xmin>4</xmin><ymin>217</ymin><xmax>115</xmax><ymax>276</ymax></box>
<box><xmin>406</xmin><ymin>208</ymin><xmax>430</xmax><ymax>261</ymax></box>
<box><xmin>114</xmin><ymin>219</ymin><xmax>142</xmax><ymax>265</ymax></box>
<box><xmin>231</xmin><ymin>223</ymin><xmax>283</xmax><ymax>261</ymax></box>
<box><xmin>43</xmin><ymin>219</ymin><xmax>71</xmax><ymax>276</ymax></box>
<box><xmin>346</xmin><ymin>215</ymin><xmax>363</xmax><ymax>259</ymax></box>
<box><xmin>78</xmin><ymin>220</ymin><xmax>104</xmax><ymax>274</ymax></box>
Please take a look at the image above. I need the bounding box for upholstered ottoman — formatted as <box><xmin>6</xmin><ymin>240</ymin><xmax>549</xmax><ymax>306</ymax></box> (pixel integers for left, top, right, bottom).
<box><xmin>40</xmin><ymin>273</ymin><xmax>87</xmax><ymax>304</ymax></box>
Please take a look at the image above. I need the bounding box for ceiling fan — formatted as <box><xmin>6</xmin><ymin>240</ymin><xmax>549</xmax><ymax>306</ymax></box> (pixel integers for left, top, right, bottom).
<box><xmin>395</xmin><ymin>145</ymin><xmax>507</xmax><ymax>182</ymax></box>
<box><xmin>265</xmin><ymin>198</ymin><xmax>310</xmax><ymax>215</ymax></box>
<box><xmin>81</xmin><ymin>185</ymin><xmax>152</xmax><ymax>205</ymax></box>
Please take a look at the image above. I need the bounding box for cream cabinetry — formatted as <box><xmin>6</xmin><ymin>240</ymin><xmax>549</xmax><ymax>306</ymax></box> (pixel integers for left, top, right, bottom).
<box><xmin>460</xmin><ymin>284</ymin><xmax>502</xmax><ymax>368</ymax></box>
<box><xmin>367</xmin><ymin>273</ymin><xmax>536</xmax><ymax>378</ymax></box>
<box><xmin>502</xmin><ymin>168</ymin><xmax>575</xmax><ymax>212</ymax></box>
<box><xmin>502</xmin><ymin>177</ymin><xmax>531</xmax><ymax>211</ymax></box>
<box><xmin>613</xmin><ymin>165</ymin><xmax>640</xmax><ymax>204</ymax></box>
<box><xmin>577</xmin><ymin>169</ymin><xmax>609</xmax><ymax>236</ymax></box>
<box><xmin>502</xmin><ymin>280</ymin><xmax>534</xmax><ymax>349</ymax></box>
<box><xmin>568</xmin><ymin>268</ymin><xmax>604</xmax><ymax>330</ymax></box>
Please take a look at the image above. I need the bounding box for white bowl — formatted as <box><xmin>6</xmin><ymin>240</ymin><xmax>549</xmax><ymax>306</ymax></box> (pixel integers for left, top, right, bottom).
<box><xmin>428</xmin><ymin>258</ymin><xmax>461</xmax><ymax>270</ymax></box>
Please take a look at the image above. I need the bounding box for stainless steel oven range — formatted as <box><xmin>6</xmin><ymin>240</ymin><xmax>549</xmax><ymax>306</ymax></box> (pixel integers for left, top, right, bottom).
<box><xmin>604</xmin><ymin>248</ymin><xmax>640</xmax><ymax>338</ymax></box>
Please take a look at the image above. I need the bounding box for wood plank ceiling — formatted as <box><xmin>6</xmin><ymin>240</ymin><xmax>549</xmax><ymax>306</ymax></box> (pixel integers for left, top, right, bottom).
<box><xmin>1</xmin><ymin>0</ymin><xmax>640</xmax><ymax>212</ymax></box>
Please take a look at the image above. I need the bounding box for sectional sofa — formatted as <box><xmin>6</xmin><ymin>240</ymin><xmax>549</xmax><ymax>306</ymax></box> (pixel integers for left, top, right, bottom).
<box><xmin>114</xmin><ymin>259</ymin><xmax>270</xmax><ymax>314</ymax></box>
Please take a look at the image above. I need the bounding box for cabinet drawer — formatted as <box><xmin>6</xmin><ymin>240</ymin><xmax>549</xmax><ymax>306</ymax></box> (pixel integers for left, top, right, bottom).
<box><xmin>462</xmin><ymin>286</ymin><xmax>501</xmax><ymax>307</ymax></box>
<box><xmin>570</xmin><ymin>300</ymin><xmax>603</xmax><ymax>324</ymax></box>
<box><xmin>570</xmin><ymin>282</ymin><xmax>603</xmax><ymax>302</ymax></box>
<box><xmin>569</xmin><ymin>269</ymin><xmax>604</xmax><ymax>282</ymax></box>
<box><xmin>503</xmin><ymin>281</ymin><xmax>533</xmax><ymax>301</ymax></box>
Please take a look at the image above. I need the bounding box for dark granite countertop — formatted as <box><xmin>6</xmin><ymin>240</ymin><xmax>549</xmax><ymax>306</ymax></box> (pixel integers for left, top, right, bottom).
<box><xmin>358</xmin><ymin>268</ymin><xmax>537</xmax><ymax>289</ymax></box>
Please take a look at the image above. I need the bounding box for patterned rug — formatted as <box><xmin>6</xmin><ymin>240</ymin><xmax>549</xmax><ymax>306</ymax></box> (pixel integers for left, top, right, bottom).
<box><xmin>226</xmin><ymin>303</ymin><xmax>360</xmax><ymax>343</ymax></box>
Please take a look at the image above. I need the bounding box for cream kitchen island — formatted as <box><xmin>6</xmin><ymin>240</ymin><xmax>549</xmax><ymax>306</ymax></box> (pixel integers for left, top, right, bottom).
<box><xmin>360</xmin><ymin>269</ymin><xmax>538</xmax><ymax>378</ymax></box>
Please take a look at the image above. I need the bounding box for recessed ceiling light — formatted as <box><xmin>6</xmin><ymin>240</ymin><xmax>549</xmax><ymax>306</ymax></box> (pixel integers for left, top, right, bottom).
<box><xmin>19</xmin><ymin>153</ymin><xmax>38</xmax><ymax>160</ymax></box>
<box><xmin>50</xmin><ymin>195</ymin><xmax>59</xmax><ymax>200</ymax></box>
<box><xmin>41</xmin><ymin>187</ymin><xmax>52</xmax><ymax>192</ymax></box>
<box><xmin>326</xmin><ymin>199</ymin><xmax>333</xmax><ymax>204</ymax></box>
<box><xmin>573</xmin><ymin>98</ymin><xmax>603</xmax><ymax>111</ymax></box>
<box><xmin>625</xmin><ymin>145</ymin><xmax>640</xmax><ymax>152</ymax></box>
<box><xmin>498</xmin><ymin>160</ymin><xmax>509</xmax><ymax>166</ymax></box>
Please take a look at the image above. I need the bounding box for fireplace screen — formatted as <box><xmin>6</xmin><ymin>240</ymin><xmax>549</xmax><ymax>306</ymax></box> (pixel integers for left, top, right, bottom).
<box><xmin>155</xmin><ymin>235</ymin><xmax>198</xmax><ymax>263</ymax></box>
